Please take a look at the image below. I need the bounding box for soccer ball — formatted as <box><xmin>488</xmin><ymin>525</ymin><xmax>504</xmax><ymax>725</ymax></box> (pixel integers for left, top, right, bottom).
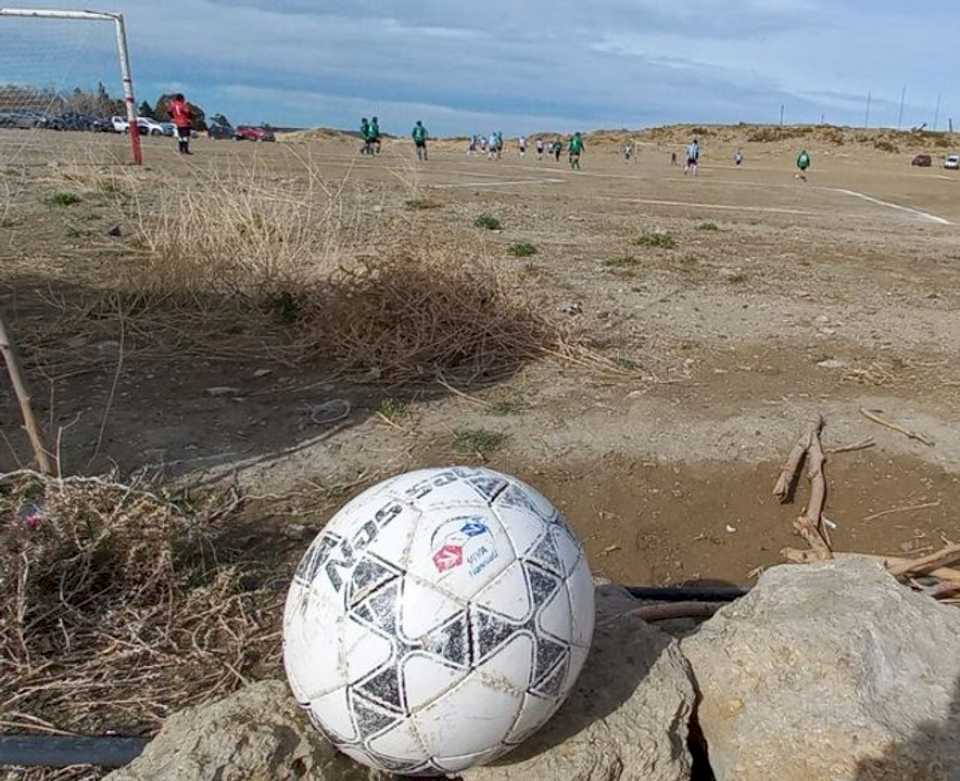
<box><xmin>283</xmin><ymin>466</ymin><xmax>595</xmax><ymax>776</ymax></box>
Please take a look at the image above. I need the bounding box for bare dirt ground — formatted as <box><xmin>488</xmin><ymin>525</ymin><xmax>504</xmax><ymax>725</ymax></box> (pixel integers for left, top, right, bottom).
<box><xmin>3</xmin><ymin>124</ymin><xmax>960</xmax><ymax>593</ymax></box>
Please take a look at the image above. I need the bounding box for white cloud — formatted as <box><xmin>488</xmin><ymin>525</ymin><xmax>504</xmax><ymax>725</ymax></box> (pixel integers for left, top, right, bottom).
<box><xmin>4</xmin><ymin>0</ymin><xmax>956</xmax><ymax>133</ymax></box>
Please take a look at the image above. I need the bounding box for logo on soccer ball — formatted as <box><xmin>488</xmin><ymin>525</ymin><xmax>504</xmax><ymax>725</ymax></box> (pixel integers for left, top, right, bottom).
<box><xmin>433</xmin><ymin>544</ymin><xmax>463</xmax><ymax>572</ymax></box>
<box><xmin>430</xmin><ymin>517</ymin><xmax>498</xmax><ymax>575</ymax></box>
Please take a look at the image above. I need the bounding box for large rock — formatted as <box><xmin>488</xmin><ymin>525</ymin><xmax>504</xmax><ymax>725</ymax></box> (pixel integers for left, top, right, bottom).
<box><xmin>106</xmin><ymin>680</ymin><xmax>381</xmax><ymax>781</ymax></box>
<box><xmin>682</xmin><ymin>558</ymin><xmax>960</xmax><ymax>781</ymax></box>
<box><xmin>464</xmin><ymin>584</ymin><xmax>696</xmax><ymax>781</ymax></box>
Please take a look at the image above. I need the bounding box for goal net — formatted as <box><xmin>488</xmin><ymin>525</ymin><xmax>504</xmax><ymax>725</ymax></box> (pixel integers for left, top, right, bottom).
<box><xmin>0</xmin><ymin>8</ymin><xmax>141</xmax><ymax>173</ymax></box>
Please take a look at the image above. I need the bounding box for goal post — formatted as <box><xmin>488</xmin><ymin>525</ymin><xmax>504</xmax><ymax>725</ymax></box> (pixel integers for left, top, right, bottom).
<box><xmin>0</xmin><ymin>7</ymin><xmax>142</xmax><ymax>164</ymax></box>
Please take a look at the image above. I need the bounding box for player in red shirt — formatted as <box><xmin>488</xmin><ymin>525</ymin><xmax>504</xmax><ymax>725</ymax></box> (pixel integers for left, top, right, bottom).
<box><xmin>169</xmin><ymin>94</ymin><xmax>193</xmax><ymax>155</ymax></box>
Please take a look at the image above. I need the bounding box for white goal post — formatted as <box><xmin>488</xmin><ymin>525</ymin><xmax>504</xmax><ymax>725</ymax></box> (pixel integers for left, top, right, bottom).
<box><xmin>0</xmin><ymin>6</ymin><xmax>142</xmax><ymax>164</ymax></box>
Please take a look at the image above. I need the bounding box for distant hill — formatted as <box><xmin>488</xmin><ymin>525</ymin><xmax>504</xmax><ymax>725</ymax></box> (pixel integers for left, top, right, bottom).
<box><xmin>279</xmin><ymin>123</ymin><xmax>957</xmax><ymax>156</ymax></box>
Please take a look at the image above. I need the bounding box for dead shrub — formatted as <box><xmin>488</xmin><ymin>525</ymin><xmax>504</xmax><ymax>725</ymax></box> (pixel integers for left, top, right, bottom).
<box><xmin>303</xmin><ymin>243</ymin><xmax>560</xmax><ymax>383</ymax></box>
<box><xmin>0</xmin><ymin>472</ymin><xmax>280</xmax><ymax>735</ymax></box>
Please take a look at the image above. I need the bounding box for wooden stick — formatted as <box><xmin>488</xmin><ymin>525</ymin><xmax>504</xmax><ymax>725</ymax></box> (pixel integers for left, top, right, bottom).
<box><xmin>862</xmin><ymin>500</ymin><xmax>941</xmax><ymax>523</ymax></box>
<box><xmin>0</xmin><ymin>310</ymin><xmax>54</xmax><ymax>475</ymax></box>
<box><xmin>888</xmin><ymin>544</ymin><xmax>960</xmax><ymax>578</ymax></box>
<box><xmin>930</xmin><ymin>582</ymin><xmax>960</xmax><ymax>600</ymax></box>
<box><xmin>773</xmin><ymin>414</ymin><xmax>823</xmax><ymax>501</ymax></box>
<box><xmin>804</xmin><ymin>421</ymin><xmax>828</xmax><ymax>533</ymax></box>
<box><xmin>782</xmin><ymin>549</ymin><xmax>960</xmax><ymax>582</ymax></box>
<box><xmin>826</xmin><ymin>437</ymin><xmax>875</xmax><ymax>455</ymax></box>
<box><xmin>793</xmin><ymin>517</ymin><xmax>832</xmax><ymax>560</ymax></box>
<box><xmin>859</xmin><ymin>407</ymin><xmax>934</xmax><ymax>447</ymax></box>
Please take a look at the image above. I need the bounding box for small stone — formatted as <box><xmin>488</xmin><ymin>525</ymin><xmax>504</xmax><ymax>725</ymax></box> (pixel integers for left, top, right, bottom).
<box><xmin>253</xmin><ymin>369</ymin><xmax>272</xmax><ymax>378</ymax></box>
<box><xmin>107</xmin><ymin>224</ymin><xmax>122</xmax><ymax>237</ymax></box>
<box><xmin>205</xmin><ymin>386</ymin><xmax>241</xmax><ymax>397</ymax></box>
<box><xmin>816</xmin><ymin>358</ymin><xmax>847</xmax><ymax>369</ymax></box>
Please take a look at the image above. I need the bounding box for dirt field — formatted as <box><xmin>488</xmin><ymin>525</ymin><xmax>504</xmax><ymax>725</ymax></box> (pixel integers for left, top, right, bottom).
<box><xmin>3</xmin><ymin>124</ymin><xmax>960</xmax><ymax>593</ymax></box>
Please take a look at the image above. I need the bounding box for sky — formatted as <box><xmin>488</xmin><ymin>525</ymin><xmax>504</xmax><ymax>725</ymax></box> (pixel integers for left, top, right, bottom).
<box><xmin>4</xmin><ymin>1</ymin><xmax>958</xmax><ymax>136</ymax></box>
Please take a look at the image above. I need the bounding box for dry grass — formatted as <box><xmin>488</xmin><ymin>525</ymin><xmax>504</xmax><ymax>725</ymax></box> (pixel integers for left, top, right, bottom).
<box><xmin>0</xmin><ymin>471</ymin><xmax>281</xmax><ymax>739</ymax></box>
<box><xmin>127</xmin><ymin>161</ymin><xmax>351</xmax><ymax>295</ymax></box>
<box><xmin>14</xmin><ymin>156</ymin><xmax>633</xmax><ymax>391</ymax></box>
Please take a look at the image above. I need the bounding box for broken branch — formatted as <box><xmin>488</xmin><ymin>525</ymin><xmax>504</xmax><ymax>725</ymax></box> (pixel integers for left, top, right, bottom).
<box><xmin>0</xmin><ymin>310</ymin><xmax>54</xmax><ymax>475</ymax></box>
<box><xmin>826</xmin><ymin>437</ymin><xmax>875</xmax><ymax>455</ymax></box>
<box><xmin>773</xmin><ymin>414</ymin><xmax>823</xmax><ymax>501</ymax></box>
<box><xmin>887</xmin><ymin>544</ymin><xmax>960</xmax><ymax>578</ymax></box>
<box><xmin>859</xmin><ymin>407</ymin><xmax>934</xmax><ymax>447</ymax></box>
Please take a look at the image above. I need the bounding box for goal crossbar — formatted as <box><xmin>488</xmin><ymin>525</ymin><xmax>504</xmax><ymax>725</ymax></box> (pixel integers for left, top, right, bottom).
<box><xmin>0</xmin><ymin>7</ymin><xmax>142</xmax><ymax>164</ymax></box>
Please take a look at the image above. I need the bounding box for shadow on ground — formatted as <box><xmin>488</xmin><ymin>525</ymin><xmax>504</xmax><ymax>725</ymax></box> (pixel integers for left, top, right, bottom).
<box><xmin>0</xmin><ymin>270</ymin><xmax>534</xmax><ymax>484</ymax></box>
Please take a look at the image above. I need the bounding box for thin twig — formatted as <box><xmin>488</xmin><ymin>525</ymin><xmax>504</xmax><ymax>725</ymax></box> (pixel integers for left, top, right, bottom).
<box><xmin>87</xmin><ymin>309</ymin><xmax>125</xmax><ymax>469</ymax></box>
<box><xmin>862</xmin><ymin>500</ymin><xmax>941</xmax><ymax>523</ymax></box>
<box><xmin>859</xmin><ymin>407</ymin><xmax>934</xmax><ymax>447</ymax></box>
<box><xmin>0</xmin><ymin>308</ymin><xmax>54</xmax><ymax>474</ymax></box>
<box><xmin>826</xmin><ymin>437</ymin><xmax>875</xmax><ymax>455</ymax></box>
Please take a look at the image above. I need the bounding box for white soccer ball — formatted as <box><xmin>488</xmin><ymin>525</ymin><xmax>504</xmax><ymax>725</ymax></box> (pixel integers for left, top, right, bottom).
<box><xmin>283</xmin><ymin>466</ymin><xmax>595</xmax><ymax>776</ymax></box>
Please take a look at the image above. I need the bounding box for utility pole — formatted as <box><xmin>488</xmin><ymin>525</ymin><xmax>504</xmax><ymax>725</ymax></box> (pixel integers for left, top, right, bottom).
<box><xmin>864</xmin><ymin>91</ymin><xmax>871</xmax><ymax>129</ymax></box>
<box><xmin>897</xmin><ymin>85</ymin><xmax>906</xmax><ymax>130</ymax></box>
<box><xmin>779</xmin><ymin>104</ymin><xmax>784</xmax><ymax>128</ymax></box>
<box><xmin>933</xmin><ymin>93</ymin><xmax>942</xmax><ymax>131</ymax></box>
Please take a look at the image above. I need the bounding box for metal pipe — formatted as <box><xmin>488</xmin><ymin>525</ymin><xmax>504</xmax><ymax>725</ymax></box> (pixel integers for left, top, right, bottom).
<box><xmin>113</xmin><ymin>12</ymin><xmax>142</xmax><ymax>165</ymax></box>
<box><xmin>0</xmin><ymin>736</ymin><xmax>149</xmax><ymax>769</ymax></box>
<box><xmin>625</xmin><ymin>585</ymin><xmax>748</xmax><ymax>603</ymax></box>
<box><xmin>0</xmin><ymin>8</ymin><xmax>117</xmax><ymax>21</ymax></box>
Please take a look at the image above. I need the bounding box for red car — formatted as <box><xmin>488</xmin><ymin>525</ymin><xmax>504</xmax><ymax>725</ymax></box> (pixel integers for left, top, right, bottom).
<box><xmin>234</xmin><ymin>125</ymin><xmax>276</xmax><ymax>142</ymax></box>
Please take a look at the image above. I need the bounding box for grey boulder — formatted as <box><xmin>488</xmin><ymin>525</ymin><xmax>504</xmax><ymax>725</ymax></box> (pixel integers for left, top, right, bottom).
<box><xmin>682</xmin><ymin>558</ymin><xmax>960</xmax><ymax>781</ymax></box>
<box><xmin>105</xmin><ymin>680</ymin><xmax>381</xmax><ymax>781</ymax></box>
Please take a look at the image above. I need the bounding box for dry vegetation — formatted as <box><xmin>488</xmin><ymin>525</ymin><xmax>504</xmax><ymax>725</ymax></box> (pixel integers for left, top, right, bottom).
<box><xmin>14</xmin><ymin>157</ymin><xmax>602</xmax><ymax>386</ymax></box>
<box><xmin>0</xmin><ymin>471</ymin><xmax>281</xmax><ymax>737</ymax></box>
<box><xmin>0</xmin><ymin>154</ymin><xmax>623</xmax><ymax>765</ymax></box>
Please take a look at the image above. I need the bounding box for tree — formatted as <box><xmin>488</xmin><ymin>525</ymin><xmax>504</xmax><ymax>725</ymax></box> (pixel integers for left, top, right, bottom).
<box><xmin>138</xmin><ymin>100</ymin><xmax>154</xmax><ymax>119</ymax></box>
<box><xmin>210</xmin><ymin>113</ymin><xmax>231</xmax><ymax>127</ymax></box>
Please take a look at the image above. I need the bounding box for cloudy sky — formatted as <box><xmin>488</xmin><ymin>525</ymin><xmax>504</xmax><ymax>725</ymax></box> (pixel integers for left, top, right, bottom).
<box><xmin>5</xmin><ymin>1</ymin><xmax>958</xmax><ymax>135</ymax></box>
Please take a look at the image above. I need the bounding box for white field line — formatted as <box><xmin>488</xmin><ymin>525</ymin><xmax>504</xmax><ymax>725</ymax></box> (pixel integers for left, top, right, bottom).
<box><xmin>829</xmin><ymin>188</ymin><xmax>952</xmax><ymax>225</ymax></box>
<box><xmin>620</xmin><ymin>198</ymin><xmax>815</xmax><ymax>216</ymax></box>
<box><xmin>430</xmin><ymin>178</ymin><xmax>564</xmax><ymax>189</ymax></box>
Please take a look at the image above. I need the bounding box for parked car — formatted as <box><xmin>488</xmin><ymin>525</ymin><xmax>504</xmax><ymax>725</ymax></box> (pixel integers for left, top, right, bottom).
<box><xmin>42</xmin><ymin>112</ymin><xmax>100</xmax><ymax>131</ymax></box>
<box><xmin>208</xmin><ymin>119</ymin><xmax>234</xmax><ymax>140</ymax></box>
<box><xmin>122</xmin><ymin>117</ymin><xmax>166</xmax><ymax>136</ymax></box>
<box><xmin>0</xmin><ymin>110</ymin><xmax>45</xmax><ymax>129</ymax></box>
<box><xmin>235</xmin><ymin>125</ymin><xmax>276</xmax><ymax>142</ymax></box>
<box><xmin>911</xmin><ymin>154</ymin><xmax>932</xmax><ymax>167</ymax></box>
<box><xmin>111</xmin><ymin>115</ymin><xmax>129</xmax><ymax>133</ymax></box>
<box><xmin>945</xmin><ymin>155</ymin><xmax>960</xmax><ymax>170</ymax></box>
